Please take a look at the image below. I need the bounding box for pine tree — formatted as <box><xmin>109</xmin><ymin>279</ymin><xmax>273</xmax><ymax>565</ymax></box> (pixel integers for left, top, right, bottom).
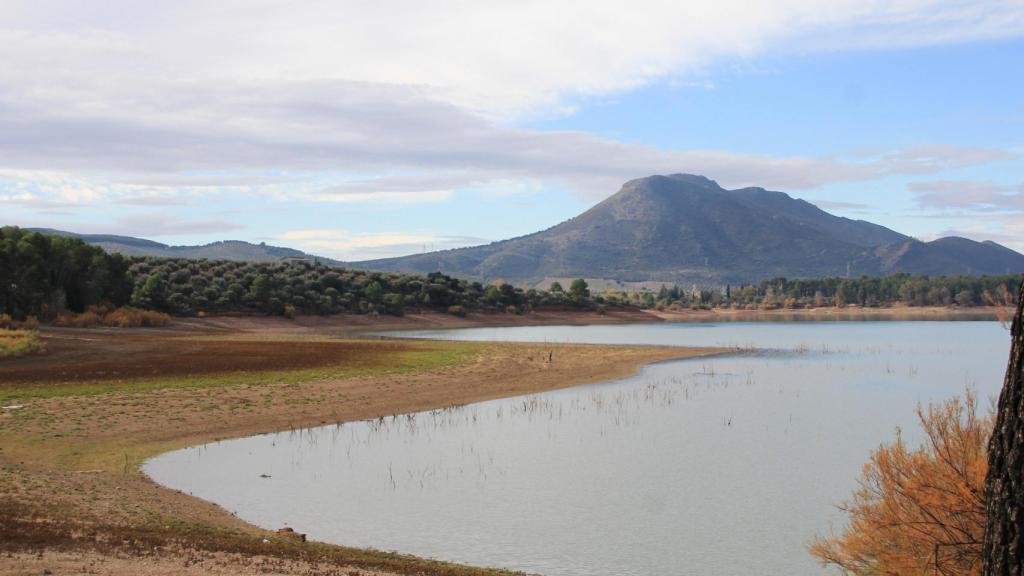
<box><xmin>982</xmin><ymin>279</ymin><xmax>1024</xmax><ymax>575</ymax></box>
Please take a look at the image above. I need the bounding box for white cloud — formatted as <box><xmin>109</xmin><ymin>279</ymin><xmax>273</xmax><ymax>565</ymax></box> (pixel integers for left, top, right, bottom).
<box><xmin>5</xmin><ymin>1</ymin><xmax>1022</xmax><ymax>116</ymax></box>
<box><xmin>907</xmin><ymin>179</ymin><xmax>1024</xmax><ymax>252</ymax></box>
<box><xmin>0</xmin><ymin>78</ymin><xmax>1013</xmax><ymax>206</ymax></box>
<box><xmin>1</xmin><ymin>1</ymin><xmax>1021</xmax><ymax>214</ymax></box>
<box><xmin>909</xmin><ymin>179</ymin><xmax>1024</xmax><ymax>212</ymax></box>
<box><xmin>107</xmin><ymin>214</ymin><xmax>244</xmax><ymax>237</ymax></box>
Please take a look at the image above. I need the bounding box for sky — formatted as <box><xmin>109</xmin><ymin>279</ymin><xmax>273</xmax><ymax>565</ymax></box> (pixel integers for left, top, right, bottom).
<box><xmin>2</xmin><ymin>0</ymin><xmax>1023</xmax><ymax>260</ymax></box>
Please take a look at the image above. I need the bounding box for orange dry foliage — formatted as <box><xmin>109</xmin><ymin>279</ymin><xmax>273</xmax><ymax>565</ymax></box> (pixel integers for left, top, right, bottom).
<box><xmin>809</xmin><ymin>391</ymin><xmax>991</xmax><ymax>576</ymax></box>
<box><xmin>53</xmin><ymin>306</ymin><xmax>170</xmax><ymax>328</ymax></box>
<box><xmin>983</xmin><ymin>285</ymin><xmax>1015</xmax><ymax>327</ymax></box>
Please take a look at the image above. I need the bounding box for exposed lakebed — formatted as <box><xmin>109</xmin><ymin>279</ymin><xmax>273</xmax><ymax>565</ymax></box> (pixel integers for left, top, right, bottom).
<box><xmin>145</xmin><ymin>321</ymin><xmax>1009</xmax><ymax>575</ymax></box>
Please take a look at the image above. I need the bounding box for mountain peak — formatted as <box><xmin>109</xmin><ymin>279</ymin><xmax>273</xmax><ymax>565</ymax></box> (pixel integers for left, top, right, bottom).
<box><xmin>352</xmin><ymin>174</ymin><xmax>1024</xmax><ymax>284</ymax></box>
<box><xmin>663</xmin><ymin>173</ymin><xmax>722</xmax><ymax>189</ymax></box>
<box><xmin>619</xmin><ymin>173</ymin><xmax>723</xmax><ymax>195</ymax></box>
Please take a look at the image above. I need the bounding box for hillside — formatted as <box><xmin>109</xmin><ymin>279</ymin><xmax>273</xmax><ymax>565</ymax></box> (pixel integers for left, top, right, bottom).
<box><xmin>27</xmin><ymin>228</ymin><xmax>342</xmax><ymax>265</ymax></box>
<box><xmin>356</xmin><ymin>174</ymin><xmax>1024</xmax><ymax>285</ymax></box>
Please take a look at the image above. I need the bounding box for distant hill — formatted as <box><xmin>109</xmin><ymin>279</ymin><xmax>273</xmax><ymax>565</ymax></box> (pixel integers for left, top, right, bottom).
<box><xmin>356</xmin><ymin>174</ymin><xmax>1024</xmax><ymax>285</ymax></box>
<box><xmin>26</xmin><ymin>228</ymin><xmax>342</xmax><ymax>265</ymax></box>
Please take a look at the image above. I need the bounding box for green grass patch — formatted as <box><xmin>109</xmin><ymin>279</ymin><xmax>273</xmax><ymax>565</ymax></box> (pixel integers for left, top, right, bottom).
<box><xmin>0</xmin><ymin>343</ymin><xmax>476</xmax><ymax>402</ymax></box>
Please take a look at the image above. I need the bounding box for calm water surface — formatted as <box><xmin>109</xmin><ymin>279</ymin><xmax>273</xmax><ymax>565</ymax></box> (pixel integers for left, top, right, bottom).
<box><xmin>145</xmin><ymin>322</ymin><xmax>1009</xmax><ymax>576</ymax></box>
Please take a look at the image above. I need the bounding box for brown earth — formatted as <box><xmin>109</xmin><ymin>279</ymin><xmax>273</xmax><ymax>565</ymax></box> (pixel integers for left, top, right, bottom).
<box><xmin>0</xmin><ymin>312</ymin><xmax>724</xmax><ymax>576</ymax></box>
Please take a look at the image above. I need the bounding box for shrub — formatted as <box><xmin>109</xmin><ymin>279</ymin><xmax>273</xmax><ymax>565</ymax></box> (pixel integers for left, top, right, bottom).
<box><xmin>104</xmin><ymin>307</ymin><xmax>170</xmax><ymax>327</ymax></box>
<box><xmin>53</xmin><ymin>309</ymin><xmax>102</xmax><ymax>328</ymax></box>
<box><xmin>0</xmin><ymin>328</ymin><xmax>44</xmax><ymax>358</ymax></box>
<box><xmin>447</xmin><ymin>305</ymin><xmax>466</xmax><ymax>317</ymax></box>
<box><xmin>54</xmin><ymin>306</ymin><xmax>169</xmax><ymax>328</ymax></box>
<box><xmin>809</xmin><ymin>391</ymin><xmax>989</xmax><ymax>575</ymax></box>
<box><xmin>0</xmin><ymin>314</ymin><xmax>40</xmax><ymax>330</ymax></box>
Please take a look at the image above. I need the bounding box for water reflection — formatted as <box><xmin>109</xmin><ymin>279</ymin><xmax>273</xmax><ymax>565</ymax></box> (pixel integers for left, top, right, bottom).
<box><xmin>145</xmin><ymin>321</ymin><xmax>1008</xmax><ymax>576</ymax></box>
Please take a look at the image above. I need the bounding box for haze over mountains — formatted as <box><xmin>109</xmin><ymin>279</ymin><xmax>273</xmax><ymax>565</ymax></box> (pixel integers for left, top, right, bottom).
<box><xmin>357</xmin><ymin>174</ymin><xmax>1024</xmax><ymax>285</ymax></box>
<box><xmin>30</xmin><ymin>174</ymin><xmax>1024</xmax><ymax>286</ymax></box>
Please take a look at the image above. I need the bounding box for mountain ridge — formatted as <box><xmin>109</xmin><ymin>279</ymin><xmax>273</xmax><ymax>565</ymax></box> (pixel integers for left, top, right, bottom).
<box><xmin>355</xmin><ymin>174</ymin><xmax>1024</xmax><ymax>284</ymax></box>
<box><xmin>21</xmin><ymin>174</ymin><xmax>1024</xmax><ymax>284</ymax></box>
<box><xmin>25</xmin><ymin>228</ymin><xmax>343</xmax><ymax>265</ymax></box>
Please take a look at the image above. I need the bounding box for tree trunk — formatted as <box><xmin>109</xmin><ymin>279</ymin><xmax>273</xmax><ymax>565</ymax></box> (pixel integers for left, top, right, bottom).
<box><xmin>983</xmin><ymin>279</ymin><xmax>1024</xmax><ymax>575</ymax></box>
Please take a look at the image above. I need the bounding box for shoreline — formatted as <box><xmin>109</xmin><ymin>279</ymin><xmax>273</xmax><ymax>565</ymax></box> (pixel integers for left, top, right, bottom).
<box><xmin>180</xmin><ymin>304</ymin><xmax>1007</xmax><ymax>336</ymax></box>
<box><xmin>0</xmin><ymin>315</ymin><xmax>725</xmax><ymax>576</ymax></box>
<box><xmin>0</xmin><ymin>308</ymin><xmax>1006</xmax><ymax>575</ymax></box>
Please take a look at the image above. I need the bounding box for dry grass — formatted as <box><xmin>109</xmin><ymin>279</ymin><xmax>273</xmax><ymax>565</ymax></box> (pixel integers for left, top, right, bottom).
<box><xmin>0</xmin><ymin>498</ymin><xmax>526</xmax><ymax>576</ymax></box>
<box><xmin>0</xmin><ymin>328</ymin><xmax>44</xmax><ymax>358</ymax></box>
<box><xmin>0</xmin><ymin>314</ymin><xmax>39</xmax><ymax>330</ymax></box>
<box><xmin>0</xmin><ymin>318</ymin><xmax>725</xmax><ymax>575</ymax></box>
<box><xmin>52</xmin><ymin>305</ymin><xmax>171</xmax><ymax>328</ymax></box>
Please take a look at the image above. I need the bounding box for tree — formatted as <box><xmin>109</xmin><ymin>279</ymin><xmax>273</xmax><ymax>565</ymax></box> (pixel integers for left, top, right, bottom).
<box><xmin>658</xmin><ymin>284</ymin><xmax>669</xmax><ymax>300</ymax></box>
<box><xmin>569</xmin><ymin>278</ymin><xmax>589</xmax><ymax>302</ymax></box>
<box><xmin>249</xmin><ymin>273</ymin><xmax>272</xmax><ymax>305</ymax></box>
<box><xmin>811</xmin><ymin>392</ymin><xmax>991</xmax><ymax>575</ymax></box>
<box><xmin>549</xmin><ymin>281</ymin><xmax>563</xmax><ymax>293</ymax></box>
<box><xmin>132</xmin><ymin>272</ymin><xmax>168</xmax><ymax>311</ymax></box>
<box><xmin>381</xmin><ymin>293</ymin><xmax>405</xmax><ymax>315</ymax></box>
<box><xmin>0</xmin><ymin>227</ymin><xmax>132</xmax><ymax>318</ymax></box>
<box><xmin>982</xmin><ymin>279</ymin><xmax>1024</xmax><ymax>575</ymax></box>
<box><xmin>484</xmin><ymin>285</ymin><xmax>501</xmax><ymax>305</ymax></box>
<box><xmin>364</xmin><ymin>281</ymin><xmax>383</xmax><ymax>304</ymax></box>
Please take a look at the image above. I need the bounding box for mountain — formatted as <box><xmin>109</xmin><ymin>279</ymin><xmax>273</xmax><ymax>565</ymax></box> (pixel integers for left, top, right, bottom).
<box><xmin>27</xmin><ymin>228</ymin><xmax>342</xmax><ymax>265</ymax></box>
<box><xmin>872</xmin><ymin>237</ymin><xmax>1024</xmax><ymax>276</ymax></box>
<box><xmin>356</xmin><ymin>174</ymin><xmax>1024</xmax><ymax>285</ymax></box>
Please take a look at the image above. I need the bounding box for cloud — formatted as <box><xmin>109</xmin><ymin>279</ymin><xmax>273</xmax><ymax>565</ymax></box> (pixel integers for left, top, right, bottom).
<box><xmin>906</xmin><ymin>179</ymin><xmax>1024</xmax><ymax>252</ymax></box>
<box><xmin>908</xmin><ymin>179</ymin><xmax>1024</xmax><ymax>212</ymax></box>
<box><xmin>5</xmin><ymin>1</ymin><xmax>1022</xmax><ymax>117</ymax></box>
<box><xmin>117</xmin><ymin>195</ymin><xmax>189</xmax><ymax>207</ymax></box>
<box><xmin>0</xmin><ymin>77</ymin><xmax>1014</xmax><ymax>205</ymax></box>
<box><xmin>813</xmin><ymin>200</ymin><xmax>872</xmax><ymax>211</ymax></box>
<box><xmin>315</xmin><ymin>176</ymin><xmax>464</xmax><ymax>204</ymax></box>
<box><xmin>0</xmin><ymin>190</ymin><xmax>83</xmax><ymax>210</ymax></box>
<box><xmin>277</xmin><ymin>229</ymin><xmax>488</xmax><ymax>261</ymax></box>
<box><xmin>106</xmin><ymin>214</ymin><xmax>243</xmax><ymax>237</ymax></box>
<box><xmin>1</xmin><ymin>2</ymin><xmax>1021</xmax><ymax>211</ymax></box>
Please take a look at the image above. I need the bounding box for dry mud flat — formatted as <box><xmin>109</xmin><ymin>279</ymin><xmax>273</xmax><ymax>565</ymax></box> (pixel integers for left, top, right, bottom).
<box><xmin>0</xmin><ymin>313</ymin><xmax>722</xmax><ymax>576</ymax></box>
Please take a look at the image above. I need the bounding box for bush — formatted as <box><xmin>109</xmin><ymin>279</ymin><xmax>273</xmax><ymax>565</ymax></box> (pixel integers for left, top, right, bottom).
<box><xmin>0</xmin><ymin>328</ymin><xmax>44</xmax><ymax>358</ymax></box>
<box><xmin>53</xmin><ymin>309</ymin><xmax>102</xmax><ymax>328</ymax></box>
<box><xmin>447</xmin><ymin>305</ymin><xmax>466</xmax><ymax>317</ymax></box>
<box><xmin>809</xmin><ymin>391</ymin><xmax>989</xmax><ymax>575</ymax></box>
<box><xmin>104</xmin><ymin>307</ymin><xmax>170</xmax><ymax>327</ymax></box>
<box><xmin>0</xmin><ymin>314</ymin><xmax>41</xmax><ymax>330</ymax></box>
<box><xmin>54</xmin><ymin>306</ymin><xmax>169</xmax><ymax>328</ymax></box>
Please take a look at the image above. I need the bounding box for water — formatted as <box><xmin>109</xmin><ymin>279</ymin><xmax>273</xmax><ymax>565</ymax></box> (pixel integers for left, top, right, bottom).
<box><xmin>145</xmin><ymin>321</ymin><xmax>1010</xmax><ymax>575</ymax></box>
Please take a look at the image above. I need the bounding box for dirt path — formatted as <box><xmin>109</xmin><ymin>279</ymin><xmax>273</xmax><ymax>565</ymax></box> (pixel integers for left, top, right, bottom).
<box><xmin>0</xmin><ymin>315</ymin><xmax>724</xmax><ymax>576</ymax></box>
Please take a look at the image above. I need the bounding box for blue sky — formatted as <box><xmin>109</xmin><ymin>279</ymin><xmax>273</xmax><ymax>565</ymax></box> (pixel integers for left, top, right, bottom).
<box><xmin>2</xmin><ymin>1</ymin><xmax>1023</xmax><ymax>259</ymax></box>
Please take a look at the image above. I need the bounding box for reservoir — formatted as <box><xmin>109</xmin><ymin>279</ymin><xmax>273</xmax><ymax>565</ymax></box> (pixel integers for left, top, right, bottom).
<box><xmin>145</xmin><ymin>321</ymin><xmax>1009</xmax><ymax>575</ymax></box>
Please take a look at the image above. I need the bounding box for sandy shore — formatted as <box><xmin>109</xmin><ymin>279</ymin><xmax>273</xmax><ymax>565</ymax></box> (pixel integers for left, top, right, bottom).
<box><xmin>0</xmin><ymin>313</ymin><xmax>724</xmax><ymax>576</ymax></box>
